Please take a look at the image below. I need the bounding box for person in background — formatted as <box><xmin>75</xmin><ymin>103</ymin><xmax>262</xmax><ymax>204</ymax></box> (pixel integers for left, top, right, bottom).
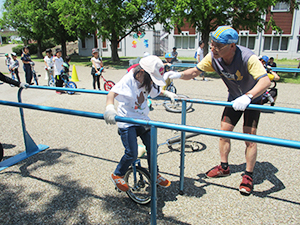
<box><xmin>21</xmin><ymin>46</ymin><xmax>33</xmax><ymax>84</ymax></box>
<box><xmin>53</xmin><ymin>48</ymin><xmax>64</xmax><ymax>94</ymax></box>
<box><xmin>5</xmin><ymin>53</ymin><xmax>11</xmax><ymax>71</ymax></box>
<box><xmin>196</xmin><ymin>41</ymin><xmax>207</xmax><ymax>81</ymax></box>
<box><xmin>90</xmin><ymin>48</ymin><xmax>103</xmax><ymax>90</ymax></box>
<box><xmin>9</xmin><ymin>52</ymin><xmax>20</xmax><ymax>82</ymax></box>
<box><xmin>163</xmin><ymin>26</ymin><xmax>271</xmax><ymax>195</ymax></box>
<box><xmin>44</xmin><ymin>49</ymin><xmax>54</xmax><ymax>81</ymax></box>
<box><xmin>171</xmin><ymin>47</ymin><xmax>178</xmax><ymax>63</ymax></box>
<box><xmin>267</xmin><ymin>57</ymin><xmax>277</xmax><ymax>67</ymax></box>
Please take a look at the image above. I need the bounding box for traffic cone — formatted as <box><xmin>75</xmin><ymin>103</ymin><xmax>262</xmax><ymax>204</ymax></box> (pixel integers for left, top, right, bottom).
<box><xmin>71</xmin><ymin>65</ymin><xmax>79</xmax><ymax>82</ymax></box>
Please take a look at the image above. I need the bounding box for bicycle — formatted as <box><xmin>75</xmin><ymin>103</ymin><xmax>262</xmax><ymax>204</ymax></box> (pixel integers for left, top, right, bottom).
<box><xmin>98</xmin><ymin>68</ymin><xmax>115</xmax><ymax>91</ymax></box>
<box><xmin>30</xmin><ymin>62</ymin><xmax>41</xmax><ymax>85</ymax></box>
<box><xmin>115</xmin><ymin>128</ymin><xmax>200</xmax><ymax>205</ymax></box>
<box><xmin>165</xmin><ymin>81</ymin><xmax>176</xmax><ymax>93</ymax></box>
<box><xmin>148</xmin><ymin>94</ymin><xmax>193</xmax><ymax>113</ymax></box>
<box><xmin>61</xmin><ymin>73</ymin><xmax>77</xmax><ymax>95</ymax></box>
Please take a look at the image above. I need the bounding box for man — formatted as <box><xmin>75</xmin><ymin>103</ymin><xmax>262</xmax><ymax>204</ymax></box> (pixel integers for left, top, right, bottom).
<box><xmin>164</xmin><ymin>26</ymin><xmax>271</xmax><ymax>195</ymax></box>
<box><xmin>196</xmin><ymin>41</ymin><xmax>206</xmax><ymax>81</ymax></box>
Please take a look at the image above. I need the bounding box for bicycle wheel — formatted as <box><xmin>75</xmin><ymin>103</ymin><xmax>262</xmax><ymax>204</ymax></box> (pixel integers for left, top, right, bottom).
<box><xmin>66</xmin><ymin>81</ymin><xmax>77</xmax><ymax>95</ymax></box>
<box><xmin>166</xmin><ymin>85</ymin><xmax>177</xmax><ymax>94</ymax></box>
<box><xmin>104</xmin><ymin>80</ymin><xmax>115</xmax><ymax>91</ymax></box>
<box><xmin>124</xmin><ymin>166</ymin><xmax>151</xmax><ymax>205</ymax></box>
<box><xmin>33</xmin><ymin>73</ymin><xmax>39</xmax><ymax>85</ymax></box>
<box><xmin>163</xmin><ymin>94</ymin><xmax>193</xmax><ymax>113</ymax></box>
<box><xmin>48</xmin><ymin>78</ymin><xmax>56</xmax><ymax>87</ymax></box>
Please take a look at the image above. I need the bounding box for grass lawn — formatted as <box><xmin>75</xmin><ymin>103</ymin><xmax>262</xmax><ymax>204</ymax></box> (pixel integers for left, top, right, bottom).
<box><xmin>31</xmin><ymin>55</ymin><xmax>300</xmax><ymax>84</ymax></box>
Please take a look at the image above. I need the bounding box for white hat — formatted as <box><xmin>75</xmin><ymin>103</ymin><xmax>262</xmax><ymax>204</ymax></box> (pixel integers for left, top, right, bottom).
<box><xmin>11</xmin><ymin>52</ymin><xmax>17</xmax><ymax>56</ymax></box>
<box><xmin>139</xmin><ymin>55</ymin><xmax>165</xmax><ymax>86</ymax></box>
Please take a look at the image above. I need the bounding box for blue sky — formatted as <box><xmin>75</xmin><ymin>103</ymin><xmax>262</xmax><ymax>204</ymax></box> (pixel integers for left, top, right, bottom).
<box><xmin>0</xmin><ymin>0</ymin><xmax>4</xmax><ymax>17</ymax></box>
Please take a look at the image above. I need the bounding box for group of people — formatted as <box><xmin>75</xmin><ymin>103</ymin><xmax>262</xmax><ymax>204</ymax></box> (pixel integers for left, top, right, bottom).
<box><xmin>104</xmin><ymin>25</ymin><xmax>279</xmax><ymax>196</ymax></box>
<box><xmin>5</xmin><ymin>46</ymin><xmax>71</xmax><ymax>95</ymax></box>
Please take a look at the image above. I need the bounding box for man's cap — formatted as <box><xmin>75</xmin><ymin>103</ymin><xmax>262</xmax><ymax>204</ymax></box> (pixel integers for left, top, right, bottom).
<box><xmin>261</xmin><ymin>55</ymin><xmax>269</xmax><ymax>63</ymax></box>
<box><xmin>92</xmin><ymin>48</ymin><xmax>99</xmax><ymax>54</ymax></box>
<box><xmin>139</xmin><ymin>55</ymin><xmax>166</xmax><ymax>86</ymax></box>
<box><xmin>11</xmin><ymin>52</ymin><xmax>17</xmax><ymax>56</ymax></box>
<box><xmin>211</xmin><ymin>26</ymin><xmax>238</xmax><ymax>44</ymax></box>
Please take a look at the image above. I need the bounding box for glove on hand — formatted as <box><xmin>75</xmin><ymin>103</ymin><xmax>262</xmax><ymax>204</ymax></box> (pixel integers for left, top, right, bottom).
<box><xmin>19</xmin><ymin>82</ymin><xmax>29</xmax><ymax>89</ymax></box>
<box><xmin>29</xmin><ymin>62</ymin><xmax>34</xmax><ymax>65</ymax></box>
<box><xmin>232</xmin><ymin>94</ymin><xmax>251</xmax><ymax>111</ymax></box>
<box><xmin>163</xmin><ymin>71</ymin><xmax>182</xmax><ymax>80</ymax></box>
<box><xmin>163</xmin><ymin>90</ymin><xmax>178</xmax><ymax>104</ymax></box>
<box><xmin>104</xmin><ymin>104</ymin><xmax>117</xmax><ymax>124</ymax></box>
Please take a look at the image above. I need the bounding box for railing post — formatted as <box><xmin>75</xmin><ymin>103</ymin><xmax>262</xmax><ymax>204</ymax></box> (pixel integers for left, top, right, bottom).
<box><xmin>179</xmin><ymin>100</ymin><xmax>187</xmax><ymax>194</ymax></box>
<box><xmin>150</xmin><ymin>126</ymin><xmax>158</xmax><ymax>225</ymax></box>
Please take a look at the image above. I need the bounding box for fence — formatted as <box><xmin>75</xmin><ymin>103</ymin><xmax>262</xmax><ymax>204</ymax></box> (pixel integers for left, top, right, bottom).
<box><xmin>0</xmin><ymin>86</ymin><xmax>299</xmax><ymax>225</ymax></box>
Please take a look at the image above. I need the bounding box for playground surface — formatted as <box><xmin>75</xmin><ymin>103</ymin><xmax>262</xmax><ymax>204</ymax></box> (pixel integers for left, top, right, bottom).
<box><xmin>0</xmin><ymin>45</ymin><xmax>300</xmax><ymax>224</ymax></box>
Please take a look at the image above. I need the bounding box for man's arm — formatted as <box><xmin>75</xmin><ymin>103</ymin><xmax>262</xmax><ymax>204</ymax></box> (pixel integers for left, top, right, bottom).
<box><xmin>246</xmin><ymin>76</ymin><xmax>271</xmax><ymax>99</ymax></box>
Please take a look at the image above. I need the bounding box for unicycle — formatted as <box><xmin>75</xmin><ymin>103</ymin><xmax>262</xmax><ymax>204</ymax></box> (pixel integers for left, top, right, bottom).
<box><xmin>123</xmin><ymin>159</ymin><xmax>151</xmax><ymax>205</ymax></box>
<box><xmin>163</xmin><ymin>94</ymin><xmax>193</xmax><ymax>113</ymax></box>
<box><xmin>31</xmin><ymin>62</ymin><xmax>40</xmax><ymax>85</ymax></box>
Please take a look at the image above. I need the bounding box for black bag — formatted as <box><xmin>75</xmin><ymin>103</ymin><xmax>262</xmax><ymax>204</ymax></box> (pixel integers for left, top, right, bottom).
<box><xmin>262</xmin><ymin>82</ymin><xmax>278</xmax><ymax>106</ymax></box>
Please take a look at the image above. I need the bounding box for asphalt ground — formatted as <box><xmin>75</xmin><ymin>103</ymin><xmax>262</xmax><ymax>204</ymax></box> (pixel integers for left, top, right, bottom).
<box><xmin>0</xmin><ymin>44</ymin><xmax>300</xmax><ymax>224</ymax></box>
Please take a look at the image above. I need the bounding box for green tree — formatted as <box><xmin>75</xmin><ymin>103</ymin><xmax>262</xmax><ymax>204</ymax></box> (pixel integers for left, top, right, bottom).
<box><xmin>1</xmin><ymin>0</ymin><xmax>50</xmax><ymax>58</ymax></box>
<box><xmin>157</xmin><ymin>0</ymin><xmax>299</xmax><ymax>56</ymax></box>
<box><xmin>57</xmin><ymin>0</ymin><xmax>161</xmax><ymax>62</ymax></box>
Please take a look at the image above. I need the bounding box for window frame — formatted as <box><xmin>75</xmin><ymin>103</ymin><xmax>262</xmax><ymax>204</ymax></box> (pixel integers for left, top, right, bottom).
<box><xmin>173</xmin><ymin>35</ymin><xmax>197</xmax><ymax>50</ymax></box>
<box><xmin>263</xmin><ymin>35</ymin><xmax>290</xmax><ymax>51</ymax></box>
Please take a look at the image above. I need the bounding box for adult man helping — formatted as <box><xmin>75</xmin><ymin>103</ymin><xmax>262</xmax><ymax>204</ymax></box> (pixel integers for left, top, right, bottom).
<box><xmin>163</xmin><ymin>26</ymin><xmax>271</xmax><ymax>195</ymax></box>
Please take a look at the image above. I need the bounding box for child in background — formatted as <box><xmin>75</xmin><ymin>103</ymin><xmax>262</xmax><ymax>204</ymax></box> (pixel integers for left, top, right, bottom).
<box><xmin>64</xmin><ymin>55</ymin><xmax>71</xmax><ymax>77</ymax></box>
<box><xmin>21</xmin><ymin>46</ymin><xmax>34</xmax><ymax>84</ymax></box>
<box><xmin>104</xmin><ymin>55</ymin><xmax>177</xmax><ymax>192</ymax></box>
<box><xmin>9</xmin><ymin>52</ymin><xmax>20</xmax><ymax>82</ymax></box>
<box><xmin>44</xmin><ymin>49</ymin><xmax>54</xmax><ymax>81</ymax></box>
<box><xmin>53</xmin><ymin>48</ymin><xmax>64</xmax><ymax>94</ymax></box>
<box><xmin>162</xmin><ymin>52</ymin><xmax>174</xmax><ymax>90</ymax></box>
<box><xmin>90</xmin><ymin>48</ymin><xmax>103</xmax><ymax>90</ymax></box>
<box><xmin>5</xmin><ymin>53</ymin><xmax>11</xmax><ymax>71</ymax></box>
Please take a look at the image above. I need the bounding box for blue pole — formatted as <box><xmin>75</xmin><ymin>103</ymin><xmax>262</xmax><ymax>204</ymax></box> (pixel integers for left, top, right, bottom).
<box><xmin>150</xmin><ymin>126</ymin><xmax>157</xmax><ymax>225</ymax></box>
<box><xmin>179</xmin><ymin>100</ymin><xmax>187</xmax><ymax>194</ymax></box>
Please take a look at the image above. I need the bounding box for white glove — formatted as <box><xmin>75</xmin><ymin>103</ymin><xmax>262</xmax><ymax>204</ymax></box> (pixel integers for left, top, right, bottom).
<box><xmin>232</xmin><ymin>94</ymin><xmax>251</xmax><ymax>111</ymax></box>
<box><xmin>47</xmin><ymin>67</ymin><xmax>51</xmax><ymax>70</ymax></box>
<box><xmin>19</xmin><ymin>82</ymin><xmax>29</xmax><ymax>89</ymax></box>
<box><xmin>163</xmin><ymin>71</ymin><xmax>182</xmax><ymax>80</ymax></box>
<box><xmin>104</xmin><ymin>104</ymin><xmax>117</xmax><ymax>124</ymax></box>
<box><xmin>29</xmin><ymin>61</ymin><xmax>34</xmax><ymax>65</ymax></box>
<box><xmin>163</xmin><ymin>90</ymin><xmax>178</xmax><ymax>103</ymax></box>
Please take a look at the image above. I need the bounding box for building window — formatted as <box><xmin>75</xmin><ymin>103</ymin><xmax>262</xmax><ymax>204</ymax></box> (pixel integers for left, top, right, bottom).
<box><xmin>174</xmin><ymin>36</ymin><xmax>196</xmax><ymax>50</ymax></box>
<box><xmin>238</xmin><ymin>36</ymin><xmax>256</xmax><ymax>50</ymax></box>
<box><xmin>263</xmin><ymin>36</ymin><xmax>289</xmax><ymax>51</ymax></box>
<box><xmin>271</xmin><ymin>2</ymin><xmax>289</xmax><ymax>11</ymax></box>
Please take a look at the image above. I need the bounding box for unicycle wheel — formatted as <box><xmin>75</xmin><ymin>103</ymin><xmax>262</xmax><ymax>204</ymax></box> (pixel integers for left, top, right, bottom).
<box><xmin>124</xmin><ymin>166</ymin><xmax>151</xmax><ymax>205</ymax></box>
<box><xmin>104</xmin><ymin>80</ymin><xmax>115</xmax><ymax>91</ymax></box>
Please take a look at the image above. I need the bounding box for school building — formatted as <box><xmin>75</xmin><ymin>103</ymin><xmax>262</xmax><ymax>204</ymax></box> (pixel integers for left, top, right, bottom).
<box><xmin>78</xmin><ymin>3</ymin><xmax>300</xmax><ymax>60</ymax></box>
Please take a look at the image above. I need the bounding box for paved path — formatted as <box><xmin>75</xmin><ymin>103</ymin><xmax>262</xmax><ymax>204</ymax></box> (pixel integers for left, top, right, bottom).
<box><xmin>0</xmin><ymin>44</ymin><xmax>300</xmax><ymax>224</ymax></box>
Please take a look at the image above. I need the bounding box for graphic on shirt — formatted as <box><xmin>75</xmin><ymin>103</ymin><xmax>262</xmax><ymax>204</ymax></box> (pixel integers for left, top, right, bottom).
<box><xmin>221</xmin><ymin>70</ymin><xmax>243</xmax><ymax>81</ymax></box>
<box><xmin>134</xmin><ymin>91</ymin><xmax>146</xmax><ymax>110</ymax></box>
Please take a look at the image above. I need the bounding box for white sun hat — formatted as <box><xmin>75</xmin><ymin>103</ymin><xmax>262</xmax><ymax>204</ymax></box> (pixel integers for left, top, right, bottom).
<box><xmin>139</xmin><ymin>55</ymin><xmax>165</xmax><ymax>86</ymax></box>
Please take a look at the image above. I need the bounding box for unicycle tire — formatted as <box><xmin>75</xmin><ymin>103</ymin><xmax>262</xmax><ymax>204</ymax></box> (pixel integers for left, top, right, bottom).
<box><xmin>124</xmin><ymin>166</ymin><xmax>151</xmax><ymax>205</ymax></box>
<box><xmin>163</xmin><ymin>94</ymin><xmax>193</xmax><ymax>113</ymax></box>
<box><xmin>166</xmin><ymin>85</ymin><xmax>177</xmax><ymax>94</ymax></box>
<box><xmin>66</xmin><ymin>81</ymin><xmax>77</xmax><ymax>95</ymax></box>
<box><xmin>104</xmin><ymin>80</ymin><xmax>115</xmax><ymax>91</ymax></box>
<box><xmin>48</xmin><ymin>79</ymin><xmax>56</xmax><ymax>87</ymax></box>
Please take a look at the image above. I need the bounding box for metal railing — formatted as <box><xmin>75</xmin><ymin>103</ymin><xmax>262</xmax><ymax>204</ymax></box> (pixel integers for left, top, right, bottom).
<box><xmin>0</xmin><ymin>85</ymin><xmax>299</xmax><ymax>225</ymax></box>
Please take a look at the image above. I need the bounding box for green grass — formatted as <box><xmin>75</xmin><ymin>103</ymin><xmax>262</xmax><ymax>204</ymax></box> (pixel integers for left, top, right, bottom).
<box><xmin>31</xmin><ymin>54</ymin><xmax>300</xmax><ymax>84</ymax></box>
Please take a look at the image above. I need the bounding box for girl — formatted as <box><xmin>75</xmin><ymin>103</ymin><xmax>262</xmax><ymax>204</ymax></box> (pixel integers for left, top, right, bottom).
<box><xmin>90</xmin><ymin>48</ymin><xmax>103</xmax><ymax>90</ymax></box>
<box><xmin>53</xmin><ymin>48</ymin><xmax>64</xmax><ymax>94</ymax></box>
<box><xmin>104</xmin><ymin>55</ymin><xmax>177</xmax><ymax>192</ymax></box>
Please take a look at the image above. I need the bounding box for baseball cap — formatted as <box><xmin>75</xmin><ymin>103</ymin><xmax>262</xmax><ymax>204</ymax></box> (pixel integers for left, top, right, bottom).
<box><xmin>92</xmin><ymin>48</ymin><xmax>98</xmax><ymax>54</ymax></box>
<box><xmin>139</xmin><ymin>55</ymin><xmax>165</xmax><ymax>86</ymax></box>
<box><xmin>5</xmin><ymin>53</ymin><xmax>8</xmax><ymax>56</ymax></box>
<box><xmin>11</xmin><ymin>52</ymin><xmax>17</xmax><ymax>56</ymax></box>
<box><xmin>211</xmin><ymin>26</ymin><xmax>238</xmax><ymax>44</ymax></box>
<box><xmin>261</xmin><ymin>55</ymin><xmax>269</xmax><ymax>63</ymax></box>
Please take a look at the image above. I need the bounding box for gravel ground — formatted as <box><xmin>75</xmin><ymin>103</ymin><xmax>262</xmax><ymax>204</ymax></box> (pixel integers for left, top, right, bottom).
<box><xmin>0</xmin><ymin>44</ymin><xmax>300</xmax><ymax>224</ymax></box>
